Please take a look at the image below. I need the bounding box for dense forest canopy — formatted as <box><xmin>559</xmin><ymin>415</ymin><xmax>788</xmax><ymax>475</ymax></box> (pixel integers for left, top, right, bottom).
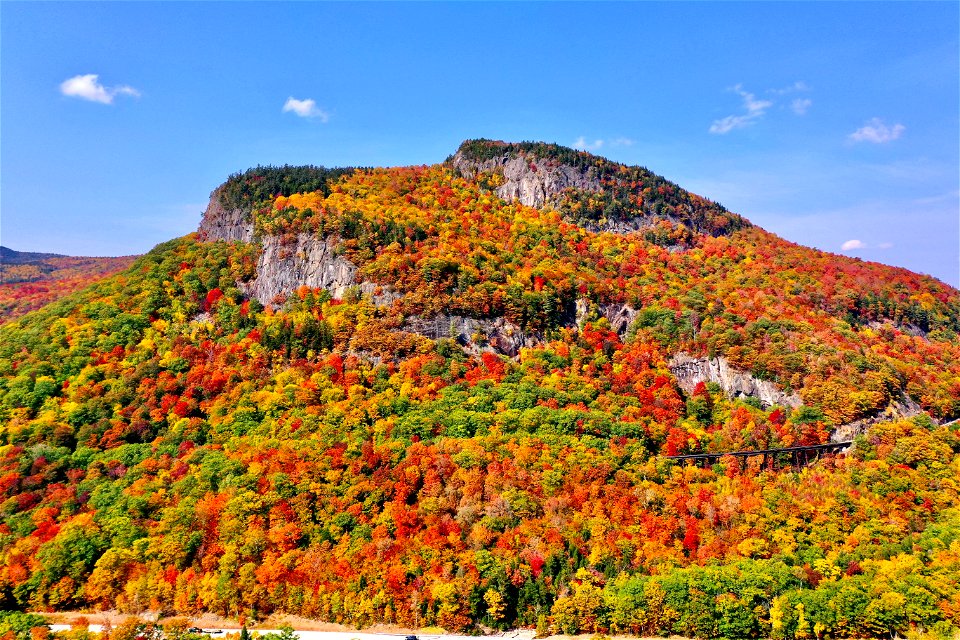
<box><xmin>1</xmin><ymin>143</ymin><xmax>959</xmax><ymax>640</ymax></box>
<box><xmin>216</xmin><ymin>166</ymin><xmax>359</xmax><ymax>215</ymax></box>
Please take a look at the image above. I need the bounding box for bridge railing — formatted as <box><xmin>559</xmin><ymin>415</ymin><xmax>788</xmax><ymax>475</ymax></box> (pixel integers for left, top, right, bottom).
<box><xmin>664</xmin><ymin>441</ymin><xmax>853</xmax><ymax>468</ymax></box>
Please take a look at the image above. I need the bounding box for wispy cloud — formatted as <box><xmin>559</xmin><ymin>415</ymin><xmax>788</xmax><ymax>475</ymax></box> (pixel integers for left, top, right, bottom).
<box><xmin>60</xmin><ymin>74</ymin><xmax>140</xmax><ymax>104</ymax></box>
<box><xmin>573</xmin><ymin>136</ymin><xmax>635</xmax><ymax>151</ymax></box>
<box><xmin>849</xmin><ymin>118</ymin><xmax>905</xmax><ymax>144</ymax></box>
<box><xmin>710</xmin><ymin>81</ymin><xmax>813</xmax><ymax>133</ymax></box>
<box><xmin>791</xmin><ymin>98</ymin><xmax>812</xmax><ymax>115</ymax></box>
<box><xmin>573</xmin><ymin>136</ymin><xmax>634</xmax><ymax>151</ymax></box>
<box><xmin>709</xmin><ymin>85</ymin><xmax>773</xmax><ymax>134</ymax></box>
<box><xmin>840</xmin><ymin>239</ymin><xmax>893</xmax><ymax>251</ymax></box>
<box><xmin>573</xmin><ymin>136</ymin><xmax>604</xmax><ymax>151</ymax></box>
<box><xmin>282</xmin><ymin>97</ymin><xmax>329</xmax><ymax>121</ymax></box>
<box><xmin>769</xmin><ymin>81</ymin><xmax>810</xmax><ymax>96</ymax></box>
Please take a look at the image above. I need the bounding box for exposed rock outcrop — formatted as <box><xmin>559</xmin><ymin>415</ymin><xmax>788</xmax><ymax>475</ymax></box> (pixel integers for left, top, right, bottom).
<box><xmin>575</xmin><ymin>299</ymin><xmax>641</xmax><ymax>335</ymax></box>
<box><xmin>574</xmin><ymin>299</ymin><xmax>591</xmax><ymax>328</ymax></box>
<box><xmin>402</xmin><ymin>313</ymin><xmax>539</xmax><ymax>358</ymax></box>
<box><xmin>600</xmin><ymin>302</ymin><xmax>640</xmax><ymax>335</ymax></box>
<box><xmin>451</xmin><ymin>150</ymin><xmax>689</xmax><ymax>237</ymax></box>
<box><xmin>197</xmin><ymin>188</ymin><xmax>407</xmax><ymax>308</ymax></box>
<box><xmin>829</xmin><ymin>395</ymin><xmax>927</xmax><ymax>443</ymax></box>
<box><xmin>240</xmin><ymin>233</ymin><xmax>400</xmax><ymax>307</ymax></box>
<box><xmin>669</xmin><ymin>352</ymin><xmax>803</xmax><ymax>409</ymax></box>
<box><xmin>869</xmin><ymin>319</ymin><xmax>928</xmax><ymax>339</ymax></box>
<box><xmin>197</xmin><ymin>192</ymin><xmax>254</xmax><ymax>243</ymax></box>
<box><xmin>452</xmin><ymin>151</ymin><xmax>603</xmax><ymax>209</ymax></box>
<box><xmin>405</xmin><ymin>299</ymin><xmax>636</xmax><ymax>358</ymax></box>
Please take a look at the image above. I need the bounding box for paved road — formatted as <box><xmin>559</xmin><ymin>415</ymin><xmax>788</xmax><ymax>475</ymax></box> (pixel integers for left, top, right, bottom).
<box><xmin>49</xmin><ymin>625</ymin><xmax>535</xmax><ymax>640</ymax></box>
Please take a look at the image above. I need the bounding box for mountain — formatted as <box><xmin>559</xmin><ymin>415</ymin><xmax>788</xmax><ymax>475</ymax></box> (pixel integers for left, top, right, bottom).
<box><xmin>0</xmin><ymin>248</ymin><xmax>67</xmax><ymax>265</ymax></box>
<box><xmin>0</xmin><ymin>140</ymin><xmax>958</xmax><ymax>639</ymax></box>
<box><xmin>0</xmin><ymin>247</ymin><xmax>137</xmax><ymax>323</ymax></box>
<box><xmin>197</xmin><ymin>140</ymin><xmax>959</xmax><ymax>426</ymax></box>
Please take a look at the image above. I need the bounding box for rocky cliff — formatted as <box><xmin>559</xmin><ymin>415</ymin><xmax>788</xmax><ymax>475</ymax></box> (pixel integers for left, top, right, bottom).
<box><xmin>829</xmin><ymin>395</ymin><xmax>927</xmax><ymax>442</ymax></box>
<box><xmin>196</xmin><ymin>178</ymin><xmax>806</xmax><ymax>417</ymax></box>
<box><xmin>668</xmin><ymin>352</ymin><xmax>803</xmax><ymax>409</ymax></box>
<box><xmin>197</xmin><ymin>187</ymin><xmax>399</xmax><ymax>307</ymax></box>
<box><xmin>451</xmin><ymin>150</ymin><xmax>603</xmax><ymax>209</ymax></box>
<box><xmin>240</xmin><ymin>233</ymin><xmax>354</xmax><ymax>305</ymax></box>
<box><xmin>402</xmin><ymin>313</ymin><xmax>540</xmax><ymax>358</ymax></box>
<box><xmin>197</xmin><ymin>191</ymin><xmax>254</xmax><ymax>243</ymax></box>
<box><xmin>667</xmin><ymin>352</ymin><xmax>931</xmax><ymax>433</ymax></box>
<box><xmin>240</xmin><ymin>233</ymin><xmax>401</xmax><ymax>308</ymax></box>
<box><xmin>450</xmin><ymin>139</ymin><xmax>750</xmax><ymax>241</ymax></box>
<box><xmin>238</xmin><ymin>232</ymin><xmax>536</xmax><ymax>356</ymax></box>
<box><xmin>575</xmin><ymin>299</ymin><xmax>641</xmax><ymax>335</ymax></box>
<box><xmin>451</xmin><ymin>147</ymin><xmax>694</xmax><ymax>235</ymax></box>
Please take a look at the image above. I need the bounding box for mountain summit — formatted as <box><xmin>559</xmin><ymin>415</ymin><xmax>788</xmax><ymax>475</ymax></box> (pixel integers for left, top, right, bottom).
<box><xmin>200</xmin><ymin>140</ymin><xmax>747</xmax><ymax>246</ymax></box>
<box><xmin>450</xmin><ymin>139</ymin><xmax>748</xmax><ymax>236</ymax></box>
<box><xmin>196</xmin><ymin>139</ymin><xmax>958</xmax><ymax>426</ymax></box>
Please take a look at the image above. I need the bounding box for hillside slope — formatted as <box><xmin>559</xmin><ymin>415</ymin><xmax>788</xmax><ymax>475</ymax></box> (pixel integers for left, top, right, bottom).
<box><xmin>0</xmin><ymin>141</ymin><xmax>958</xmax><ymax>639</ymax></box>
<box><xmin>0</xmin><ymin>247</ymin><xmax>137</xmax><ymax>323</ymax></box>
<box><xmin>200</xmin><ymin>140</ymin><xmax>960</xmax><ymax>426</ymax></box>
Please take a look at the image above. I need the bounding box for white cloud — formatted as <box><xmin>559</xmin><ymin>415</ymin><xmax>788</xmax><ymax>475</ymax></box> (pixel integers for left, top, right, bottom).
<box><xmin>60</xmin><ymin>74</ymin><xmax>140</xmax><ymax>104</ymax></box>
<box><xmin>572</xmin><ymin>136</ymin><xmax>634</xmax><ymax>151</ymax></box>
<box><xmin>573</xmin><ymin>136</ymin><xmax>604</xmax><ymax>151</ymax></box>
<box><xmin>840</xmin><ymin>239</ymin><xmax>894</xmax><ymax>251</ymax></box>
<box><xmin>282</xmin><ymin>97</ymin><xmax>329</xmax><ymax>121</ymax></box>
<box><xmin>709</xmin><ymin>116</ymin><xmax>742</xmax><ymax>135</ymax></box>
<box><xmin>849</xmin><ymin>118</ymin><xmax>905</xmax><ymax>144</ymax></box>
<box><xmin>791</xmin><ymin>98</ymin><xmax>812</xmax><ymax>115</ymax></box>
<box><xmin>61</xmin><ymin>75</ymin><xmax>111</xmax><ymax>104</ymax></box>
<box><xmin>709</xmin><ymin>85</ymin><xmax>773</xmax><ymax>134</ymax></box>
<box><xmin>769</xmin><ymin>81</ymin><xmax>810</xmax><ymax>95</ymax></box>
<box><xmin>710</xmin><ymin>81</ymin><xmax>814</xmax><ymax>133</ymax></box>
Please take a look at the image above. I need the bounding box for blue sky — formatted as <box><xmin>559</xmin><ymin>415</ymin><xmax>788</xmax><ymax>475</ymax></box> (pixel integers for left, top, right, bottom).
<box><xmin>2</xmin><ymin>2</ymin><xmax>958</xmax><ymax>286</ymax></box>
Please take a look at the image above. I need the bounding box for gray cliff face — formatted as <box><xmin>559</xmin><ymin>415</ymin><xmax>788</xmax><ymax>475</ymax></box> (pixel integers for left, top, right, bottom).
<box><xmin>402</xmin><ymin>313</ymin><xmax>538</xmax><ymax>358</ymax></box>
<box><xmin>580</xmin><ymin>216</ymin><xmax>685</xmax><ymax>236</ymax></box>
<box><xmin>240</xmin><ymin>233</ymin><xmax>400</xmax><ymax>307</ymax></box>
<box><xmin>599</xmin><ymin>302</ymin><xmax>640</xmax><ymax>335</ymax></box>
<box><xmin>669</xmin><ymin>352</ymin><xmax>803</xmax><ymax>409</ymax></box>
<box><xmin>451</xmin><ymin>151</ymin><xmax>676</xmax><ymax>236</ymax></box>
<box><xmin>869</xmin><ymin>319</ymin><xmax>928</xmax><ymax>339</ymax></box>
<box><xmin>829</xmin><ymin>395</ymin><xmax>926</xmax><ymax>443</ymax></box>
<box><xmin>197</xmin><ymin>191</ymin><xmax>402</xmax><ymax>308</ymax></box>
<box><xmin>241</xmin><ymin>234</ymin><xmax>354</xmax><ymax>305</ymax></box>
<box><xmin>575</xmin><ymin>299</ymin><xmax>640</xmax><ymax>335</ymax></box>
<box><xmin>197</xmin><ymin>193</ymin><xmax>254</xmax><ymax>243</ymax></box>
<box><xmin>452</xmin><ymin>151</ymin><xmax>603</xmax><ymax>209</ymax></box>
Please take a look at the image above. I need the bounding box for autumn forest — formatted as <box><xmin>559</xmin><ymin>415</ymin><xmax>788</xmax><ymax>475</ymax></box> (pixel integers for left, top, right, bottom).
<box><xmin>1</xmin><ymin>140</ymin><xmax>958</xmax><ymax>640</ymax></box>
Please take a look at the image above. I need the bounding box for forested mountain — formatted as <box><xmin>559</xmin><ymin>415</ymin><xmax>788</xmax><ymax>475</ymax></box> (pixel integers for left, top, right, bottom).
<box><xmin>1</xmin><ymin>140</ymin><xmax>958</xmax><ymax>640</ymax></box>
<box><xmin>0</xmin><ymin>248</ymin><xmax>136</xmax><ymax>324</ymax></box>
